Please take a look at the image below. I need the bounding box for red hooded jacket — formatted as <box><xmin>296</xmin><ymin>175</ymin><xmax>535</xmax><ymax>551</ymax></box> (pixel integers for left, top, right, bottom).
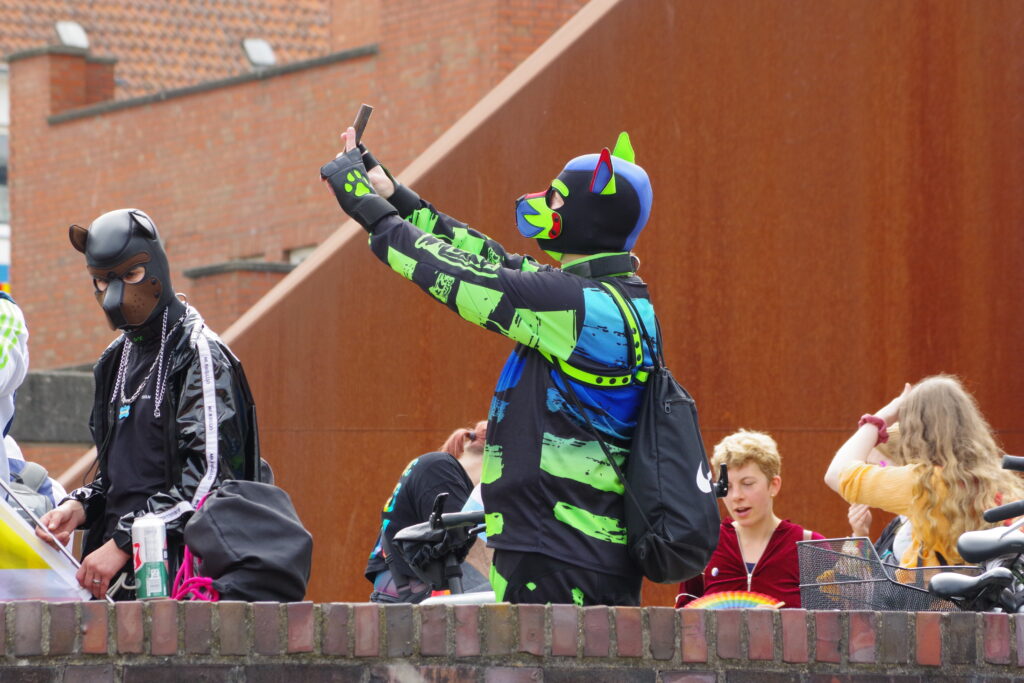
<box><xmin>675</xmin><ymin>519</ymin><xmax>824</xmax><ymax>608</ymax></box>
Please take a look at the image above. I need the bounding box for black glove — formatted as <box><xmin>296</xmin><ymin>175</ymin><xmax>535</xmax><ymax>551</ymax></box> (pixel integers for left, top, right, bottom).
<box><xmin>320</xmin><ymin>147</ymin><xmax>397</xmax><ymax>232</ymax></box>
<box><xmin>358</xmin><ymin>144</ymin><xmax>421</xmax><ymax>217</ymax></box>
<box><xmin>358</xmin><ymin>143</ymin><xmax>384</xmax><ymax>173</ymax></box>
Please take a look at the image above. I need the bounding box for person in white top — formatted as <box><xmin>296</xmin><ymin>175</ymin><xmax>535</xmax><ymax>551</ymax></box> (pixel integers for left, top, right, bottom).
<box><xmin>0</xmin><ymin>292</ymin><xmax>30</xmax><ymax>495</ymax></box>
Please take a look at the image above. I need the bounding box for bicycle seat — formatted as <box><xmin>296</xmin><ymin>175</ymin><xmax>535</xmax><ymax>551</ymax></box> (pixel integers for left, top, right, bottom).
<box><xmin>958</xmin><ymin>526</ymin><xmax>1024</xmax><ymax>563</ymax></box>
<box><xmin>929</xmin><ymin>566</ymin><xmax>1013</xmax><ymax>601</ymax></box>
<box><xmin>393</xmin><ymin>520</ymin><xmax>447</xmax><ymax>545</ymax></box>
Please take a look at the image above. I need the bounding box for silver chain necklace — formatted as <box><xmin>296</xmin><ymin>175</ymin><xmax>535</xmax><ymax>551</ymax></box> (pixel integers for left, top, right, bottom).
<box><xmin>111</xmin><ymin>307</ymin><xmax>187</xmax><ymax>419</ymax></box>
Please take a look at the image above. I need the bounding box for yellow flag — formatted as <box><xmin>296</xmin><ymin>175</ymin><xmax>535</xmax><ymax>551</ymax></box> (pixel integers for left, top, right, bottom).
<box><xmin>0</xmin><ymin>496</ymin><xmax>90</xmax><ymax>600</ymax></box>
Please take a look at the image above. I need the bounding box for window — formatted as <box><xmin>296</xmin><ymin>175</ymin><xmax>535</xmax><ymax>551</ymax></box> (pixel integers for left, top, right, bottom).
<box><xmin>242</xmin><ymin>38</ymin><xmax>276</xmax><ymax>68</ymax></box>
<box><xmin>287</xmin><ymin>245</ymin><xmax>317</xmax><ymax>265</ymax></box>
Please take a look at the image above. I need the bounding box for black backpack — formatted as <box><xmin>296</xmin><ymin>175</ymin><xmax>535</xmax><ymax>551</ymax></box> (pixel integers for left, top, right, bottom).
<box><xmin>553</xmin><ymin>279</ymin><xmax>720</xmax><ymax>584</ymax></box>
<box><xmin>182</xmin><ymin>480</ymin><xmax>313</xmax><ymax>601</ymax></box>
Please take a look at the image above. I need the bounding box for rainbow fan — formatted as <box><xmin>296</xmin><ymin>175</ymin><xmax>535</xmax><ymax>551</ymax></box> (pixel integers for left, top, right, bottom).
<box><xmin>683</xmin><ymin>590</ymin><xmax>785</xmax><ymax>610</ymax></box>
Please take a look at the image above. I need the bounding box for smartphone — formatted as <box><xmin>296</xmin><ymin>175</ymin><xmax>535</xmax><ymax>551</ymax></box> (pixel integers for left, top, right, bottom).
<box><xmin>353</xmin><ymin>104</ymin><xmax>373</xmax><ymax>145</ymax></box>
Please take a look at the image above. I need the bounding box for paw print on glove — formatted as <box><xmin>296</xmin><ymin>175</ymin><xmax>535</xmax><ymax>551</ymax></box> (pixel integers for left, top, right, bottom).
<box><xmin>344</xmin><ymin>169</ymin><xmax>372</xmax><ymax>197</ymax></box>
<box><xmin>320</xmin><ymin>148</ymin><xmax>396</xmax><ymax>231</ymax></box>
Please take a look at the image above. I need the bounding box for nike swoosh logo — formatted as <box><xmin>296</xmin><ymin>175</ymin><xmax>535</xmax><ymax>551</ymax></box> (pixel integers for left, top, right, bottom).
<box><xmin>696</xmin><ymin>461</ymin><xmax>712</xmax><ymax>494</ymax></box>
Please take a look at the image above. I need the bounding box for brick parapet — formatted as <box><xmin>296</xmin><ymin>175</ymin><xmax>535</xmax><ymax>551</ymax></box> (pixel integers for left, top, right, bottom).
<box><xmin>0</xmin><ymin>602</ymin><xmax>1019</xmax><ymax>679</ymax></box>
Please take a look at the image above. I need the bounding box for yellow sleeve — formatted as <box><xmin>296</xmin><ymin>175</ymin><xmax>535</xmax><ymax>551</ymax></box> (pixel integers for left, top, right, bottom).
<box><xmin>837</xmin><ymin>464</ymin><xmax>921</xmax><ymax>515</ymax></box>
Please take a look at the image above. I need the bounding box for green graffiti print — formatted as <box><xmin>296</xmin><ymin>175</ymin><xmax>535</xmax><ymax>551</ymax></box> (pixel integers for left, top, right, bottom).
<box><xmin>413</xmin><ymin>234</ymin><xmax>499</xmax><ymax>278</ymax></box>
<box><xmin>429</xmin><ymin>272</ymin><xmax>455</xmax><ymax>303</ymax></box>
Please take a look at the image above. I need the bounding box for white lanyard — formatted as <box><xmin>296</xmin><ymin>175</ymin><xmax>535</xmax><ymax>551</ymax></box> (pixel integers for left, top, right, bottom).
<box><xmin>191</xmin><ymin>331</ymin><xmax>219</xmax><ymax>506</ymax></box>
<box><xmin>155</xmin><ymin>327</ymin><xmax>219</xmax><ymax>522</ymax></box>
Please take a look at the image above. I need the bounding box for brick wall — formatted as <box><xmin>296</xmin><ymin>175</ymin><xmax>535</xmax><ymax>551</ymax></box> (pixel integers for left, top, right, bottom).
<box><xmin>1</xmin><ymin>603</ymin><xmax>1020</xmax><ymax>679</ymax></box>
<box><xmin>8</xmin><ymin>0</ymin><xmax>587</xmax><ymax>369</ymax></box>
<box><xmin>9</xmin><ymin>45</ymin><xmax>383</xmax><ymax>369</ymax></box>
<box><xmin>182</xmin><ymin>263</ymin><xmax>294</xmax><ymax>338</ymax></box>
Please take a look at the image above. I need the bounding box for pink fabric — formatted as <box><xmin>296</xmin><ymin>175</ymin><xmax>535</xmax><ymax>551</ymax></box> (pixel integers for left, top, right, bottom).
<box><xmin>172</xmin><ymin>575</ymin><xmax>219</xmax><ymax>601</ymax></box>
<box><xmin>170</xmin><ymin>493</ymin><xmax>220</xmax><ymax>602</ymax></box>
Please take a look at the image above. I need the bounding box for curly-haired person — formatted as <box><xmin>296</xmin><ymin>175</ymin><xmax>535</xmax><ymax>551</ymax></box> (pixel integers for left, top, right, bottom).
<box><xmin>825</xmin><ymin>375</ymin><xmax>1024</xmax><ymax>567</ymax></box>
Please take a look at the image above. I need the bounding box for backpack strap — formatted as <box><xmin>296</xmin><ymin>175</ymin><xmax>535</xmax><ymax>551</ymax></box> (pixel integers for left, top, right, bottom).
<box><xmin>601</xmin><ymin>277</ymin><xmax>662</xmax><ymax>369</ymax></box>
<box><xmin>538</xmin><ymin>279</ymin><xmax>654</xmax><ymax>387</ymax></box>
<box><xmin>599</xmin><ymin>282</ymin><xmax>648</xmax><ymax>371</ymax></box>
<box><xmin>540</xmin><ymin>349</ymin><xmax>646</xmax><ymax>387</ymax></box>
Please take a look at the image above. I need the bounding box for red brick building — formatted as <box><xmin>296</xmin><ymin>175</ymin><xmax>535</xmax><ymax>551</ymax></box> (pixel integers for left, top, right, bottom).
<box><xmin>4</xmin><ymin>0</ymin><xmax>586</xmax><ymax>368</ymax></box>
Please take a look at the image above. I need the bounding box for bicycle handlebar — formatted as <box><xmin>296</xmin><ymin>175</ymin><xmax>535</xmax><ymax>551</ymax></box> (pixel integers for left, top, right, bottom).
<box><xmin>983</xmin><ymin>499</ymin><xmax>1024</xmax><ymax>524</ymax></box>
<box><xmin>1002</xmin><ymin>455</ymin><xmax>1024</xmax><ymax>472</ymax></box>
<box><xmin>438</xmin><ymin>510</ymin><xmax>486</xmax><ymax>528</ymax></box>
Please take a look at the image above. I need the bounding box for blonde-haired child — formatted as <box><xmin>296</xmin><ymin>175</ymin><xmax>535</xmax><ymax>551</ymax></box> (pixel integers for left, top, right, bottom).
<box><xmin>676</xmin><ymin>429</ymin><xmax>823</xmax><ymax>608</ymax></box>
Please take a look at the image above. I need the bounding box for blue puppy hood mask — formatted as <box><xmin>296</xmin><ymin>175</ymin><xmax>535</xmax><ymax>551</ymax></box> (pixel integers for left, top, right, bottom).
<box><xmin>514</xmin><ymin>132</ymin><xmax>653</xmax><ymax>258</ymax></box>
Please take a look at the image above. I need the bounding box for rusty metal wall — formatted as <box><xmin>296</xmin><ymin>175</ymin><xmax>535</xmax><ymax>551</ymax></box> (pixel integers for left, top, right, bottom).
<box><xmin>229</xmin><ymin>0</ymin><xmax>1024</xmax><ymax>604</ymax></box>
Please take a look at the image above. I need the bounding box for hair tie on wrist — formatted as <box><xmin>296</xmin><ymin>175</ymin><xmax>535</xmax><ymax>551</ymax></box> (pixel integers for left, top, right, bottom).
<box><xmin>858</xmin><ymin>414</ymin><xmax>889</xmax><ymax>445</ymax></box>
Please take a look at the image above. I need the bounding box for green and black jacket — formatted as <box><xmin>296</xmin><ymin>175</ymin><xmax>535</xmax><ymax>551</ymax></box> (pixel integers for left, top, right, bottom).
<box><xmin>369</xmin><ymin>187</ymin><xmax>659</xmax><ymax>578</ymax></box>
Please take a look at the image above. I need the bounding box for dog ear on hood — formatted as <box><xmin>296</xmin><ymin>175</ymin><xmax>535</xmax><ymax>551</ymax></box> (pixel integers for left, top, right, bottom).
<box><xmin>69</xmin><ymin>224</ymin><xmax>89</xmax><ymax>253</ymax></box>
<box><xmin>588</xmin><ymin>147</ymin><xmax>616</xmax><ymax>196</ymax></box>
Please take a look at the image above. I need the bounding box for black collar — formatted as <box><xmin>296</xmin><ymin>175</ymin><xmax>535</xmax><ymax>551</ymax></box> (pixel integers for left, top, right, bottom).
<box><xmin>561</xmin><ymin>253</ymin><xmax>635</xmax><ymax>278</ymax></box>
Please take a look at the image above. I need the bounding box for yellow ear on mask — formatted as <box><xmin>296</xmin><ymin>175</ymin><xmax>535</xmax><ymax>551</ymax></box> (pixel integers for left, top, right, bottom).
<box><xmin>612</xmin><ymin>131</ymin><xmax>635</xmax><ymax>163</ymax></box>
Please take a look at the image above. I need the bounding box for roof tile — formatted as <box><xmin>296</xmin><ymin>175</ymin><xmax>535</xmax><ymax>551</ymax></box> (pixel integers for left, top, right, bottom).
<box><xmin>0</xmin><ymin>0</ymin><xmax>332</xmax><ymax>99</ymax></box>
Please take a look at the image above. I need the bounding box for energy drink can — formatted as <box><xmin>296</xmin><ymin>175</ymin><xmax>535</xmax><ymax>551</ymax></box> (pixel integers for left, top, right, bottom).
<box><xmin>132</xmin><ymin>514</ymin><xmax>169</xmax><ymax>599</ymax></box>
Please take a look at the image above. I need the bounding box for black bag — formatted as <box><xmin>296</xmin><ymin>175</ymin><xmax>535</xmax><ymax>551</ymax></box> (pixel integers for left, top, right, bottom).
<box><xmin>554</xmin><ymin>280</ymin><xmax>720</xmax><ymax>584</ymax></box>
<box><xmin>183</xmin><ymin>480</ymin><xmax>313</xmax><ymax>602</ymax></box>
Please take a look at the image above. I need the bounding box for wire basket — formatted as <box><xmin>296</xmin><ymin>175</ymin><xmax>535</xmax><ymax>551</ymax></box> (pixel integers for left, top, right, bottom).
<box><xmin>798</xmin><ymin>538</ymin><xmax>980</xmax><ymax>611</ymax></box>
